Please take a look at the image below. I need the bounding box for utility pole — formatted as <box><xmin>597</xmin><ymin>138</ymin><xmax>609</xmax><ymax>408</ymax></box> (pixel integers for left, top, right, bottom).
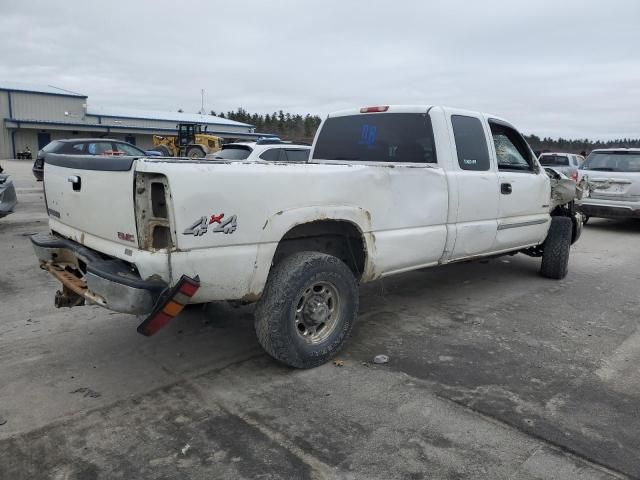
<box><xmin>200</xmin><ymin>89</ymin><xmax>205</xmax><ymax>115</ymax></box>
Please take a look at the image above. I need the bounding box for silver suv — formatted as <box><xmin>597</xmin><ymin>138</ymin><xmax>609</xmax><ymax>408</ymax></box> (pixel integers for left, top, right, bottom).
<box><xmin>538</xmin><ymin>152</ymin><xmax>584</xmax><ymax>181</ymax></box>
<box><xmin>577</xmin><ymin>148</ymin><xmax>640</xmax><ymax>222</ymax></box>
<box><xmin>206</xmin><ymin>139</ymin><xmax>310</xmax><ymax>163</ymax></box>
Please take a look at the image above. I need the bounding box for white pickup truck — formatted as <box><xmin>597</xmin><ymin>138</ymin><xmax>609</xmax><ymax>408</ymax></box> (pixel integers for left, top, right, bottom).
<box><xmin>32</xmin><ymin>105</ymin><xmax>583</xmax><ymax>368</ymax></box>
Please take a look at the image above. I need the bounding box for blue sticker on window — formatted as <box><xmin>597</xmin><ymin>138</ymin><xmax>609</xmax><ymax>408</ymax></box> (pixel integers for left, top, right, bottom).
<box><xmin>359</xmin><ymin>124</ymin><xmax>377</xmax><ymax>150</ymax></box>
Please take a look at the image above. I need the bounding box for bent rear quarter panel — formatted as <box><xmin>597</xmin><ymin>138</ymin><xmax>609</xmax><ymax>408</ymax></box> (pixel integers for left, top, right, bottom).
<box><xmin>136</xmin><ymin>160</ymin><xmax>449</xmax><ymax>301</ymax></box>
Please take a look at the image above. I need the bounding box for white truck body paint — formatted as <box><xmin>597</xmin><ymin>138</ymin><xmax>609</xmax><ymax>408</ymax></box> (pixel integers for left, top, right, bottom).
<box><xmin>42</xmin><ymin>105</ymin><xmax>560</xmax><ymax>304</ymax></box>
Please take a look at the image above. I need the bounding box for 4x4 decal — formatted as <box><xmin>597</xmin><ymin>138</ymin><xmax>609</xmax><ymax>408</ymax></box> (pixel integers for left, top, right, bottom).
<box><xmin>183</xmin><ymin>213</ymin><xmax>237</xmax><ymax>236</ymax></box>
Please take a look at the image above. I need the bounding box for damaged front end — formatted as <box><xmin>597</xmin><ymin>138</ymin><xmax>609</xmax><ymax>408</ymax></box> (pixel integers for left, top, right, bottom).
<box><xmin>546</xmin><ymin>167</ymin><xmax>589</xmax><ymax>245</ymax></box>
<box><xmin>546</xmin><ymin>167</ymin><xmax>590</xmax><ymax>209</ymax></box>
<box><xmin>523</xmin><ymin>168</ymin><xmax>588</xmax><ymax>258</ymax></box>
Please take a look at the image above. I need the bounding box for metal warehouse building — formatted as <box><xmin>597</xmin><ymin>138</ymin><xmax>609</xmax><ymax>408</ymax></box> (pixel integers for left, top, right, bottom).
<box><xmin>0</xmin><ymin>82</ymin><xmax>254</xmax><ymax>159</ymax></box>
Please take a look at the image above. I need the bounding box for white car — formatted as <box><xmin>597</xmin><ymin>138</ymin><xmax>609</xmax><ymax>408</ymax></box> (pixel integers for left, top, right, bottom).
<box><xmin>206</xmin><ymin>140</ymin><xmax>311</xmax><ymax>163</ymax></box>
<box><xmin>32</xmin><ymin>105</ymin><xmax>582</xmax><ymax>368</ymax></box>
<box><xmin>577</xmin><ymin>148</ymin><xmax>640</xmax><ymax>222</ymax></box>
<box><xmin>538</xmin><ymin>152</ymin><xmax>584</xmax><ymax>181</ymax></box>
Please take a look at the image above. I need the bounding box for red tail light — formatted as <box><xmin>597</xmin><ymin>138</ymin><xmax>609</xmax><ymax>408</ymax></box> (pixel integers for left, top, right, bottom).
<box><xmin>571</xmin><ymin>171</ymin><xmax>578</xmax><ymax>181</ymax></box>
<box><xmin>360</xmin><ymin>106</ymin><xmax>389</xmax><ymax>113</ymax></box>
<box><xmin>137</xmin><ymin>275</ymin><xmax>200</xmax><ymax>336</ymax></box>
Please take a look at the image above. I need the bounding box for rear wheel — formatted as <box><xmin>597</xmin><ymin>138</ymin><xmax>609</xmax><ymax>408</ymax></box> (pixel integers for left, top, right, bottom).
<box><xmin>254</xmin><ymin>252</ymin><xmax>359</xmax><ymax>369</ymax></box>
<box><xmin>540</xmin><ymin>216</ymin><xmax>572</xmax><ymax>280</ymax></box>
<box><xmin>187</xmin><ymin>146</ymin><xmax>205</xmax><ymax>158</ymax></box>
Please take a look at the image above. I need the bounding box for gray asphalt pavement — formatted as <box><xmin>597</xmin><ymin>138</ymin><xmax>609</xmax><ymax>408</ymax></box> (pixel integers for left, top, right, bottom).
<box><xmin>0</xmin><ymin>159</ymin><xmax>638</xmax><ymax>479</ymax></box>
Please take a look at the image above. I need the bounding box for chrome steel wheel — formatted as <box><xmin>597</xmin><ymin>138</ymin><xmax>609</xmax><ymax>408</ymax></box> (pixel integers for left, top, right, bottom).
<box><xmin>294</xmin><ymin>280</ymin><xmax>341</xmax><ymax>344</ymax></box>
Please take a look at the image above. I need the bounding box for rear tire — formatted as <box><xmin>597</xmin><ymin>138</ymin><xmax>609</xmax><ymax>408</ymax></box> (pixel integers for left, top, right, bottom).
<box><xmin>254</xmin><ymin>252</ymin><xmax>359</xmax><ymax>369</ymax></box>
<box><xmin>187</xmin><ymin>146</ymin><xmax>205</xmax><ymax>158</ymax></box>
<box><xmin>540</xmin><ymin>217</ymin><xmax>572</xmax><ymax>280</ymax></box>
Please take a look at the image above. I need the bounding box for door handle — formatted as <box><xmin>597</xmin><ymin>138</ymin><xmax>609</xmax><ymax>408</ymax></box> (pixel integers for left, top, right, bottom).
<box><xmin>67</xmin><ymin>175</ymin><xmax>81</xmax><ymax>191</ymax></box>
<box><xmin>501</xmin><ymin>183</ymin><xmax>512</xmax><ymax>195</ymax></box>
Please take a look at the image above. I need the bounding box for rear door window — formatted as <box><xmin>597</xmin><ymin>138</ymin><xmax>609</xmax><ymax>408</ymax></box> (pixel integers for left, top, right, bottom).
<box><xmin>86</xmin><ymin>142</ymin><xmax>117</xmax><ymax>155</ymax></box>
<box><xmin>284</xmin><ymin>149</ymin><xmax>309</xmax><ymax>162</ymax></box>
<box><xmin>60</xmin><ymin>143</ymin><xmax>86</xmax><ymax>154</ymax></box>
<box><xmin>312</xmin><ymin>112</ymin><xmax>437</xmax><ymax>163</ymax></box>
<box><xmin>113</xmin><ymin>143</ymin><xmax>145</xmax><ymax>156</ymax></box>
<box><xmin>259</xmin><ymin>148</ymin><xmax>282</xmax><ymax>161</ymax></box>
<box><xmin>451</xmin><ymin>115</ymin><xmax>490</xmax><ymax>171</ymax></box>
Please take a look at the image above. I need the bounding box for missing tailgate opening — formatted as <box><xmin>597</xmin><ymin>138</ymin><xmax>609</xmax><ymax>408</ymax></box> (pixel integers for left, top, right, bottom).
<box><xmin>152</xmin><ymin>225</ymin><xmax>172</xmax><ymax>249</ymax></box>
<box><xmin>151</xmin><ymin>182</ymin><xmax>168</xmax><ymax>218</ymax></box>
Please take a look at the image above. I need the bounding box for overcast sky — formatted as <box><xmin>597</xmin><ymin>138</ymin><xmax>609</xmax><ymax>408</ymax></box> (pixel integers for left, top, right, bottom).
<box><xmin>1</xmin><ymin>0</ymin><xmax>639</xmax><ymax>139</ymax></box>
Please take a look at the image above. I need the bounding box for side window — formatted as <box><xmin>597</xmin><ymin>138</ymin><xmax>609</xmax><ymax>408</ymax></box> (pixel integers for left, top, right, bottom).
<box><xmin>284</xmin><ymin>149</ymin><xmax>309</xmax><ymax>162</ymax></box>
<box><xmin>451</xmin><ymin>115</ymin><xmax>490</xmax><ymax>171</ymax></box>
<box><xmin>69</xmin><ymin>143</ymin><xmax>85</xmax><ymax>154</ymax></box>
<box><xmin>489</xmin><ymin>122</ymin><xmax>535</xmax><ymax>172</ymax></box>
<box><xmin>87</xmin><ymin>142</ymin><xmax>116</xmax><ymax>155</ymax></box>
<box><xmin>259</xmin><ymin>148</ymin><xmax>282</xmax><ymax>161</ymax></box>
<box><xmin>114</xmin><ymin>143</ymin><xmax>144</xmax><ymax>156</ymax></box>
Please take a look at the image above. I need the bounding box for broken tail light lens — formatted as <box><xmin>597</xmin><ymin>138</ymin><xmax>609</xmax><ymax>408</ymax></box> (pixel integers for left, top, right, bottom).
<box><xmin>136</xmin><ymin>275</ymin><xmax>200</xmax><ymax>336</ymax></box>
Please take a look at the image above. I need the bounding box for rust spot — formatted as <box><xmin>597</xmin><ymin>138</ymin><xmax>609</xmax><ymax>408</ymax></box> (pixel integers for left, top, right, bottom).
<box><xmin>240</xmin><ymin>291</ymin><xmax>261</xmax><ymax>303</ymax></box>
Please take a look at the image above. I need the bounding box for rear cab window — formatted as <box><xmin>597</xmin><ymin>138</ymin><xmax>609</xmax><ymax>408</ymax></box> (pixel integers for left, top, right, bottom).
<box><xmin>539</xmin><ymin>154</ymin><xmax>570</xmax><ymax>166</ymax></box>
<box><xmin>312</xmin><ymin>112</ymin><xmax>437</xmax><ymax>164</ymax></box>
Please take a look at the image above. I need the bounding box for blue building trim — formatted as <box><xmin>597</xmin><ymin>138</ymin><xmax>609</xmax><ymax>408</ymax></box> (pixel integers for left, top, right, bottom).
<box><xmin>7</xmin><ymin>91</ymin><xmax>16</xmax><ymax>158</ymax></box>
<box><xmin>7</xmin><ymin>91</ymin><xmax>13</xmax><ymax>119</ymax></box>
<box><xmin>3</xmin><ymin>118</ymin><xmax>276</xmax><ymax>138</ymax></box>
<box><xmin>11</xmin><ymin>130</ymin><xmax>17</xmax><ymax>159</ymax></box>
<box><xmin>85</xmin><ymin>112</ymin><xmax>254</xmax><ymax>129</ymax></box>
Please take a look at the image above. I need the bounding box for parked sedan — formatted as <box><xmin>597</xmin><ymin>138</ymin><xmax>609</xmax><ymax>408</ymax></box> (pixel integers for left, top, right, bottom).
<box><xmin>32</xmin><ymin>139</ymin><xmax>155</xmax><ymax>181</ymax></box>
<box><xmin>0</xmin><ymin>173</ymin><xmax>17</xmax><ymax>218</ymax></box>
<box><xmin>577</xmin><ymin>148</ymin><xmax>640</xmax><ymax>222</ymax></box>
<box><xmin>538</xmin><ymin>152</ymin><xmax>584</xmax><ymax>181</ymax></box>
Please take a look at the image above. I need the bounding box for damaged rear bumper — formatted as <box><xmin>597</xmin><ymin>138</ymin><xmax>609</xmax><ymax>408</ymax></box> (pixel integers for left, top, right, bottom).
<box><xmin>31</xmin><ymin>232</ymin><xmax>167</xmax><ymax>315</ymax></box>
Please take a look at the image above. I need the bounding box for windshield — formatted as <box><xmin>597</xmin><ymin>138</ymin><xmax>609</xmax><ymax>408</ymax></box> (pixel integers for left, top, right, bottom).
<box><xmin>211</xmin><ymin>146</ymin><xmax>252</xmax><ymax>160</ymax></box>
<box><xmin>539</xmin><ymin>154</ymin><xmax>569</xmax><ymax>166</ymax></box>
<box><xmin>582</xmin><ymin>151</ymin><xmax>640</xmax><ymax>172</ymax></box>
<box><xmin>313</xmin><ymin>113</ymin><xmax>437</xmax><ymax>163</ymax></box>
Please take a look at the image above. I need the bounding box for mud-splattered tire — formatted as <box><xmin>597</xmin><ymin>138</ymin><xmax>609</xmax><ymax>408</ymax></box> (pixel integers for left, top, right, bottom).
<box><xmin>540</xmin><ymin>216</ymin><xmax>572</xmax><ymax>280</ymax></box>
<box><xmin>254</xmin><ymin>252</ymin><xmax>359</xmax><ymax>369</ymax></box>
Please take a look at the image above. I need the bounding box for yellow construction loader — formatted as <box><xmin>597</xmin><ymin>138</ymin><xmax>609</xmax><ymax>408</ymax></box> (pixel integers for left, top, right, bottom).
<box><xmin>152</xmin><ymin>123</ymin><xmax>223</xmax><ymax>158</ymax></box>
